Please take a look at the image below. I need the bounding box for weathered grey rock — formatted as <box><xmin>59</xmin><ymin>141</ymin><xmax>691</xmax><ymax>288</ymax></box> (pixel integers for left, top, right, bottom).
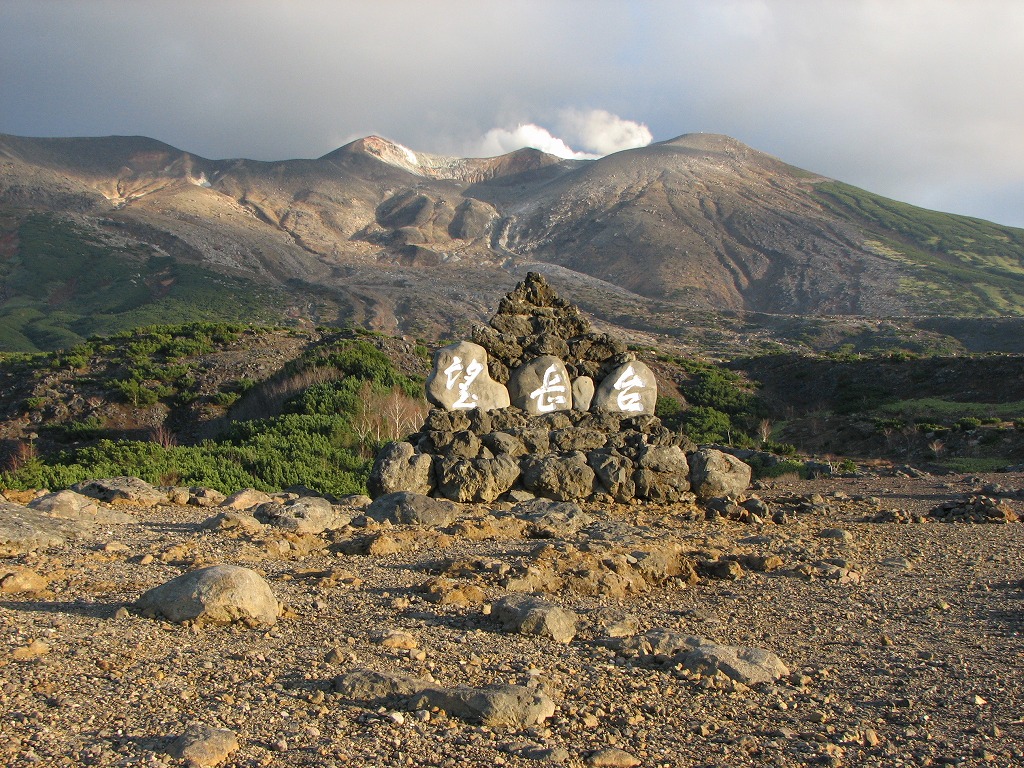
<box><xmin>334</xmin><ymin>668</ymin><xmax>436</xmax><ymax>700</ymax></box>
<box><xmin>425</xmin><ymin>341</ymin><xmax>510</xmax><ymax>412</ymax></box>
<box><xmin>678</xmin><ymin>641</ymin><xmax>789</xmax><ymax>685</ymax></box>
<box><xmin>219</xmin><ymin>488</ymin><xmax>275</xmax><ymax>510</ymax></box>
<box><xmin>550</xmin><ymin>427</ymin><xmax>607</xmax><ymax>453</ymax></box>
<box><xmin>508</xmin><ymin>355</ymin><xmax>573</xmax><ymax>415</ymax></box>
<box><xmin>202</xmin><ymin>511</ymin><xmax>266</xmax><ymax>535</ymax></box>
<box><xmin>482</xmin><ymin>431</ymin><xmax>528</xmax><ymax>458</ymax></box>
<box><xmin>188</xmin><ymin>487</ymin><xmax>227</xmax><ymax>508</ymax></box>
<box><xmin>436</xmin><ymin>454</ymin><xmax>520</xmax><ymax>503</ymax></box>
<box><xmin>593</xmin><ymin>361</ymin><xmax>657</xmax><ymax>415</ymax></box>
<box><xmin>0</xmin><ymin>502</ymin><xmax>87</xmax><ymax>556</ymax></box>
<box><xmin>29</xmin><ymin>490</ymin><xmax>137</xmax><ymax>524</ymax></box>
<box><xmin>633</xmin><ymin>444</ymin><xmax>692</xmax><ymax>501</ymax></box>
<box><xmin>521</xmin><ymin>451</ymin><xmax>597</xmax><ymax>501</ymax></box>
<box><xmin>167</xmin><ymin>723</ymin><xmax>239</xmax><ymax>768</ymax></box>
<box><xmin>368</xmin><ymin>441</ymin><xmax>435</xmax><ymax>497</ymax></box>
<box><xmin>493</xmin><ymin>594</ymin><xmax>578</xmax><ymax>643</ymax></box>
<box><xmin>594</xmin><ymin>609</ymin><xmax>640</xmax><ymax>638</ymax></box>
<box><xmin>588</xmin><ymin>450</ymin><xmax>636</xmax><ymax>502</ymax></box>
<box><xmin>689</xmin><ymin>448</ymin><xmax>752</xmax><ymax>499</ymax></box>
<box><xmin>253</xmin><ymin>497</ymin><xmax>351</xmax><ymax>534</ymax></box>
<box><xmin>514</xmin><ymin>498</ymin><xmax>594</xmax><ymax>538</ymax></box>
<box><xmin>587</xmin><ymin>747</ymin><xmax>641</xmax><ymax>767</ymax></box>
<box><xmin>366</xmin><ymin>491</ymin><xmax>456</xmax><ymax>526</ymax></box>
<box><xmin>614</xmin><ymin>629</ymin><xmax>704</xmax><ymax>658</ymax></box>
<box><xmin>572</xmin><ymin>376</ymin><xmax>595</xmax><ymax>412</ymax></box>
<box><xmin>71</xmin><ymin>476</ymin><xmax>168</xmax><ymax>507</ymax></box>
<box><xmin>418</xmin><ymin>684</ymin><xmax>556</xmax><ymax>728</ymax></box>
<box><xmin>335</xmin><ymin>668</ymin><xmax>555</xmax><ymax>727</ymax></box>
<box><xmin>136</xmin><ymin>564</ymin><xmax>280</xmax><ymax>626</ymax></box>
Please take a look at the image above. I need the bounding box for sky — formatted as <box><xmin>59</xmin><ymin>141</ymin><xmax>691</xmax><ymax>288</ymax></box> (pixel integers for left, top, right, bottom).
<box><xmin>2</xmin><ymin>1</ymin><xmax>1023</xmax><ymax>227</ymax></box>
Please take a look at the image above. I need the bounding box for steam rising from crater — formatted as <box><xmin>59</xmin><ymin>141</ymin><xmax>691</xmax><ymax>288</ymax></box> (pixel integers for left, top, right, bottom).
<box><xmin>474</xmin><ymin>109</ymin><xmax>652</xmax><ymax>160</ymax></box>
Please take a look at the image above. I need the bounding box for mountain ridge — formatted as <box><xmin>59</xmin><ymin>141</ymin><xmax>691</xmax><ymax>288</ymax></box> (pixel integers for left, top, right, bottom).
<box><xmin>1</xmin><ymin>130</ymin><xmax>1024</xmax><ymax>353</ymax></box>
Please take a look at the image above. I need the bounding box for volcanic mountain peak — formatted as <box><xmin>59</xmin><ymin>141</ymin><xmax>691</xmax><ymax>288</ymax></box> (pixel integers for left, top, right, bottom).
<box><xmin>331</xmin><ymin>134</ymin><xmax>569</xmax><ymax>182</ymax></box>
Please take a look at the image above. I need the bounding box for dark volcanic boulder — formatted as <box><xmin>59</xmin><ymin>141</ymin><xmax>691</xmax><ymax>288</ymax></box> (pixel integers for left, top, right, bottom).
<box><xmin>521</xmin><ymin>451</ymin><xmax>597</xmax><ymax>501</ymax></box>
<box><xmin>367</xmin><ymin>492</ymin><xmax>456</xmax><ymax>526</ymax></box>
<box><xmin>368</xmin><ymin>441</ymin><xmax>435</xmax><ymax>497</ymax></box>
<box><xmin>588</xmin><ymin>450</ymin><xmax>637</xmax><ymax>502</ymax></box>
<box><xmin>689</xmin><ymin>448</ymin><xmax>752</xmax><ymax>500</ymax></box>
<box><xmin>436</xmin><ymin>454</ymin><xmax>521</xmax><ymax>503</ymax></box>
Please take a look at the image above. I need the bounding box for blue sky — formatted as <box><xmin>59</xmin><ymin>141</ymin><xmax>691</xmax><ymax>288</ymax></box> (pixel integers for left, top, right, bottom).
<box><xmin>2</xmin><ymin>0</ymin><xmax>1023</xmax><ymax>226</ymax></box>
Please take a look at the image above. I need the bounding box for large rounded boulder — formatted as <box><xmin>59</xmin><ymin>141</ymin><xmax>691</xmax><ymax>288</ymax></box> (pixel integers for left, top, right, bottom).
<box><xmin>136</xmin><ymin>564</ymin><xmax>280</xmax><ymax>626</ymax></box>
<box><xmin>689</xmin><ymin>448</ymin><xmax>752</xmax><ymax>500</ymax></box>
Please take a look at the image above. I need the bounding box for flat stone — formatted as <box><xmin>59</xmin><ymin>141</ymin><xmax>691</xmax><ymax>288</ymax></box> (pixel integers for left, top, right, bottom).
<box><xmin>0</xmin><ymin>502</ymin><xmax>86</xmax><ymax>556</ymax></box>
<box><xmin>587</xmin><ymin>747</ymin><xmax>641</xmax><ymax>767</ymax></box>
<box><xmin>253</xmin><ymin>497</ymin><xmax>352</xmax><ymax>534</ymax></box>
<box><xmin>167</xmin><ymin>723</ymin><xmax>239</xmax><ymax>767</ymax></box>
<box><xmin>678</xmin><ymin>641</ymin><xmax>789</xmax><ymax>685</ymax></box>
<box><xmin>219</xmin><ymin>488</ymin><xmax>275</xmax><ymax>510</ymax></box>
<box><xmin>71</xmin><ymin>476</ymin><xmax>168</xmax><ymax>507</ymax></box>
<box><xmin>29</xmin><ymin>490</ymin><xmax>136</xmax><ymax>524</ymax></box>
<box><xmin>417</xmin><ymin>684</ymin><xmax>556</xmax><ymax>728</ymax></box>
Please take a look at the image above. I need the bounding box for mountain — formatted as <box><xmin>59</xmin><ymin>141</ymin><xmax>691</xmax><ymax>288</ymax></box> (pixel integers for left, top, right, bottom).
<box><xmin>2</xmin><ymin>131</ymin><xmax>1024</xmax><ymax>353</ymax></box>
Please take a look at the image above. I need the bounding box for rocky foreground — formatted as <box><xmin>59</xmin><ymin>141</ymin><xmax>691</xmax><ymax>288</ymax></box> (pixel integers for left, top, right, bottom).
<box><xmin>1</xmin><ymin>472</ymin><xmax>1023</xmax><ymax>768</ymax></box>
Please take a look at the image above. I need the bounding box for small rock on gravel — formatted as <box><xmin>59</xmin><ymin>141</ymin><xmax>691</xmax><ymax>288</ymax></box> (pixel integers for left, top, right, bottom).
<box><xmin>586</xmin><ymin>746</ymin><xmax>641</xmax><ymax>767</ymax></box>
<box><xmin>167</xmin><ymin>723</ymin><xmax>239</xmax><ymax>767</ymax></box>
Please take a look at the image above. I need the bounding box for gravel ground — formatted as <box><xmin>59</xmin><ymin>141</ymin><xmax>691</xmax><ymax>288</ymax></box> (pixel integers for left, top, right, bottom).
<box><xmin>2</xmin><ymin>472</ymin><xmax>1023</xmax><ymax>768</ymax></box>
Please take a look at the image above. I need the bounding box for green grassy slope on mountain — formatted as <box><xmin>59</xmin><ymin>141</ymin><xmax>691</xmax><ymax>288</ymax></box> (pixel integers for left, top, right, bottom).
<box><xmin>814</xmin><ymin>181</ymin><xmax>1024</xmax><ymax>315</ymax></box>
<box><xmin>0</xmin><ymin>214</ymin><xmax>288</xmax><ymax>351</ymax></box>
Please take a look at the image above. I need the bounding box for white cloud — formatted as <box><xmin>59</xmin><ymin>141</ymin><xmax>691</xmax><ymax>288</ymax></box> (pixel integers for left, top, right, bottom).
<box><xmin>557</xmin><ymin>109</ymin><xmax>653</xmax><ymax>156</ymax></box>
<box><xmin>472</xmin><ymin>111</ymin><xmax>652</xmax><ymax>160</ymax></box>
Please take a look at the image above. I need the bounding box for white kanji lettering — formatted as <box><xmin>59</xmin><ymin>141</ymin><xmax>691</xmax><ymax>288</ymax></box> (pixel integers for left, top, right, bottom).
<box><xmin>443</xmin><ymin>357</ymin><xmax>463</xmax><ymax>390</ymax></box>
<box><xmin>613</xmin><ymin>365</ymin><xmax>645</xmax><ymax>412</ymax></box>
<box><xmin>452</xmin><ymin>357</ymin><xmax>484</xmax><ymax>409</ymax></box>
<box><xmin>529</xmin><ymin>364</ymin><xmax>568</xmax><ymax>413</ymax></box>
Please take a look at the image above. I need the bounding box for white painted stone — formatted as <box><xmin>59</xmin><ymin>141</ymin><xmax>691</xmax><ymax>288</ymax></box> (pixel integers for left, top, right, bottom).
<box><xmin>425</xmin><ymin>341</ymin><xmax>510</xmax><ymax>412</ymax></box>
<box><xmin>508</xmin><ymin>355</ymin><xmax>572</xmax><ymax>415</ymax></box>
<box><xmin>593</xmin><ymin>361</ymin><xmax>657</xmax><ymax>415</ymax></box>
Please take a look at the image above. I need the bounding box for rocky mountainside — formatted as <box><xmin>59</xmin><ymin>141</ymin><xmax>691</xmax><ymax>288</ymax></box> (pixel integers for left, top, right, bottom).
<box><xmin>3</xmin><ymin>131</ymin><xmax>1024</xmax><ymax>352</ymax></box>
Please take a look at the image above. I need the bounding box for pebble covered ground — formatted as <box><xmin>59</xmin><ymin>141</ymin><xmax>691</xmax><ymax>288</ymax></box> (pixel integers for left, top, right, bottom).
<box><xmin>2</xmin><ymin>472</ymin><xmax>1023</xmax><ymax>768</ymax></box>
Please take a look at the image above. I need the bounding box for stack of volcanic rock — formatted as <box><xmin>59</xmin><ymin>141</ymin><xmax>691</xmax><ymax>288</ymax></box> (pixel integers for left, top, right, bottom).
<box><xmin>369</xmin><ymin>273</ymin><xmax>750</xmax><ymax>505</ymax></box>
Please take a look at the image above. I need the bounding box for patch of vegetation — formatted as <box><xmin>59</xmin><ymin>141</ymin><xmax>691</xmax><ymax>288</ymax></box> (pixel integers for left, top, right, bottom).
<box><xmin>0</xmin><ymin>331</ymin><xmax>428</xmax><ymax>497</ymax></box>
<box><xmin>0</xmin><ymin>214</ymin><xmax>288</xmax><ymax>352</ymax></box>
<box><xmin>814</xmin><ymin>182</ymin><xmax>1024</xmax><ymax>316</ymax></box>
<box><xmin>938</xmin><ymin>457</ymin><xmax>1011</xmax><ymax>474</ymax></box>
<box><xmin>656</xmin><ymin>355</ymin><xmax>766</xmax><ymax>445</ymax></box>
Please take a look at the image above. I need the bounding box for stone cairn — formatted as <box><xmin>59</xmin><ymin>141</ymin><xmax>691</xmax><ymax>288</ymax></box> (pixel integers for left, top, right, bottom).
<box><xmin>370</xmin><ymin>272</ymin><xmax>749</xmax><ymax>504</ymax></box>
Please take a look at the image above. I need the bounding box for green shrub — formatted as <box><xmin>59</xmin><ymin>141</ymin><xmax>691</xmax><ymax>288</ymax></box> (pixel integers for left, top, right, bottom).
<box><xmin>956</xmin><ymin>417</ymin><xmax>983</xmax><ymax>431</ymax></box>
<box><xmin>212</xmin><ymin>391</ymin><xmax>240</xmax><ymax>407</ymax></box>
<box><xmin>875</xmin><ymin>418</ymin><xmax>907</xmax><ymax>432</ymax></box>
<box><xmin>680</xmin><ymin>406</ymin><xmax>733</xmax><ymax>444</ymax></box>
